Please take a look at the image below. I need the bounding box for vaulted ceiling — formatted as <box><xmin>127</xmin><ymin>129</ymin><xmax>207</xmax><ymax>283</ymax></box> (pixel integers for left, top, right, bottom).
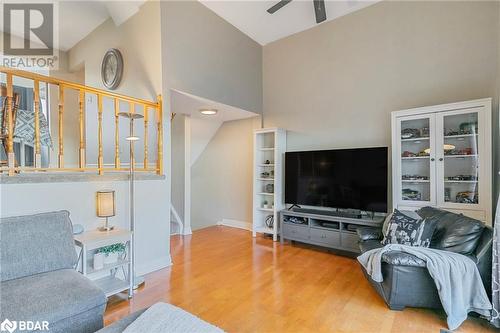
<box><xmin>2</xmin><ymin>1</ymin><xmax>379</xmax><ymax>52</ymax></box>
<box><xmin>199</xmin><ymin>0</ymin><xmax>380</xmax><ymax>45</ymax></box>
<box><xmin>2</xmin><ymin>1</ymin><xmax>145</xmax><ymax>51</ymax></box>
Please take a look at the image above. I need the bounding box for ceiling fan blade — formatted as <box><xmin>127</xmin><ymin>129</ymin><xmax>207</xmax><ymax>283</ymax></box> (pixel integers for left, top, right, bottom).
<box><xmin>267</xmin><ymin>0</ymin><xmax>292</xmax><ymax>14</ymax></box>
<box><xmin>313</xmin><ymin>0</ymin><xmax>326</xmax><ymax>23</ymax></box>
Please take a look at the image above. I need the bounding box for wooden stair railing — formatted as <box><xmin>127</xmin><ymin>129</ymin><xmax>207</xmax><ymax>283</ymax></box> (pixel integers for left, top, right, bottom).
<box><xmin>0</xmin><ymin>66</ymin><xmax>163</xmax><ymax>176</ymax></box>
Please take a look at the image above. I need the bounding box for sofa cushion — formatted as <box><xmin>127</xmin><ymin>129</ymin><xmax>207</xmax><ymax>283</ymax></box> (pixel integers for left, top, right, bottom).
<box><xmin>359</xmin><ymin>239</ymin><xmax>383</xmax><ymax>253</ymax></box>
<box><xmin>0</xmin><ymin>269</ymin><xmax>107</xmax><ymax>326</ymax></box>
<box><xmin>382</xmin><ymin>210</ymin><xmax>436</xmax><ymax>247</ymax></box>
<box><xmin>0</xmin><ymin>211</ymin><xmax>77</xmax><ymax>281</ymax></box>
<box><xmin>417</xmin><ymin>206</ymin><xmax>484</xmax><ymax>255</ymax></box>
<box><xmin>357</xmin><ymin>227</ymin><xmax>383</xmax><ymax>241</ymax></box>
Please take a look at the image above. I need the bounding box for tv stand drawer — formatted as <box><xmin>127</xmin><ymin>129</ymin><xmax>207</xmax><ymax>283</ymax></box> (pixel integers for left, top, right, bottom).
<box><xmin>310</xmin><ymin>228</ymin><xmax>340</xmax><ymax>247</ymax></box>
<box><xmin>341</xmin><ymin>233</ymin><xmax>360</xmax><ymax>253</ymax></box>
<box><xmin>283</xmin><ymin>224</ymin><xmax>309</xmax><ymax>241</ymax></box>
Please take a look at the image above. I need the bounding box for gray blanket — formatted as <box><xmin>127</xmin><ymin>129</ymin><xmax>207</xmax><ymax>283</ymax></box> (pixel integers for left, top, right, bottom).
<box><xmin>357</xmin><ymin>244</ymin><xmax>492</xmax><ymax>330</ymax></box>
<box><xmin>123</xmin><ymin>302</ymin><xmax>224</xmax><ymax>333</ymax></box>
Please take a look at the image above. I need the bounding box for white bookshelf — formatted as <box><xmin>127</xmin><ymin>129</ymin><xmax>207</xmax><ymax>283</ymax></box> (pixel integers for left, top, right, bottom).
<box><xmin>252</xmin><ymin>128</ymin><xmax>286</xmax><ymax>241</ymax></box>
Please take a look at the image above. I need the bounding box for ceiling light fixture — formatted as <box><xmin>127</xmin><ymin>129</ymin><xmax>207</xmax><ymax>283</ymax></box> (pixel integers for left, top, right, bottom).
<box><xmin>199</xmin><ymin>108</ymin><xmax>218</xmax><ymax>116</ymax></box>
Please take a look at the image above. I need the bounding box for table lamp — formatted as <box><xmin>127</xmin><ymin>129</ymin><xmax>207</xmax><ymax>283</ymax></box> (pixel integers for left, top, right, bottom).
<box><xmin>96</xmin><ymin>190</ymin><xmax>115</xmax><ymax>231</ymax></box>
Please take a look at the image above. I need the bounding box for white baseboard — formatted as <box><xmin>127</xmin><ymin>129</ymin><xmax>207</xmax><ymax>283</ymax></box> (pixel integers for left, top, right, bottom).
<box><xmin>136</xmin><ymin>255</ymin><xmax>172</xmax><ymax>276</ymax></box>
<box><xmin>183</xmin><ymin>226</ymin><xmax>193</xmax><ymax>235</ymax></box>
<box><xmin>217</xmin><ymin>219</ymin><xmax>252</xmax><ymax>231</ymax></box>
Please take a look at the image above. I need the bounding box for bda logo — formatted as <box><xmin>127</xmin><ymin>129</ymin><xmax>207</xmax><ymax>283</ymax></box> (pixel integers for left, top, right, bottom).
<box><xmin>0</xmin><ymin>319</ymin><xmax>17</xmax><ymax>333</ymax></box>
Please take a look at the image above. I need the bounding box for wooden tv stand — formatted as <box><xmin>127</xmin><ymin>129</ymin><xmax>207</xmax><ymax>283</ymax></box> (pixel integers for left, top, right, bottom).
<box><xmin>280</xmin><ymin>209</ymin><xmax>384</xmax><ymax>254</ymax></box>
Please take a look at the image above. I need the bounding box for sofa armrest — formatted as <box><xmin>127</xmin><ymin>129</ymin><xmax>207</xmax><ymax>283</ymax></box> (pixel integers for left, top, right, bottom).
<box><xmin>473</xmin><ymin>227</ymin><xmax>492</xmax><ymax>294</ymax></box>
<box><xmin>381</xmin><ymin>251</ymin><xmax>426</xmax><ymax>267</ymax></box>
<box><xmin>357</xmin><ymin>227</ymin><xmax>383</xmax><ymax>241</ymax></box>
<box><xmin>474</xmin><ymin>227</ymin><xmax>493</xmax><ymax>261</ymax></box>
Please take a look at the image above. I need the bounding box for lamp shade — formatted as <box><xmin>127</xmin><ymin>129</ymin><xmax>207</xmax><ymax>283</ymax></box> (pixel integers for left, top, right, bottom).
<box><xmin>96</xmin><ymin>190</ymin><xmax>115</xmax><ymax>217</ymax></box>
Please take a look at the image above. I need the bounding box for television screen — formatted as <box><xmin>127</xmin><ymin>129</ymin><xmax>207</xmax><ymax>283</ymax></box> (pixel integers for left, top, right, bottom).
<box><xmin>285</xmin><ymin>147</ymin><xmax>388</xmax><ymax>213</ymax></box>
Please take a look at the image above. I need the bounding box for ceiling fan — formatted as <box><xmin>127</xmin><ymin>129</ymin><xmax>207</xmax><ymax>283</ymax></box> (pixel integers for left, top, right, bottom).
<box><xmin>267</xmin><ymin>0</ymin><xmax>327</xmax><ymax>24</ymax></box>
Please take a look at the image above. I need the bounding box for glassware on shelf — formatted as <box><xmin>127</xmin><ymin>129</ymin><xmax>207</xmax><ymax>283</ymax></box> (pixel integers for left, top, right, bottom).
<box><xmin>442</xmin><ymin>112</ymin><xmax>479</xmax><ymax>205</ymax></box>
<box><xmin>400</xmin><ymin>117</ymin><xmax>432</xmax><ymax>202</ymax></box>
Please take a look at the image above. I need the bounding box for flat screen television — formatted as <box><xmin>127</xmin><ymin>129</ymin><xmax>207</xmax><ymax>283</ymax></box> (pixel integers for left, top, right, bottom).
<box><xmin>285</xmin><ymin>147</ymin><xmax>388</xmax><ymax>213</ymax></box>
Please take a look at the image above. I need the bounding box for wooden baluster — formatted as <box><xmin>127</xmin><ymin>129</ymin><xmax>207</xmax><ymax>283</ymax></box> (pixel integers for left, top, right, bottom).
<box><xmin>58</xmin><ymin>85</ymin><xmax>64</xmax><ymax>168</ymax></box>
<box><xmin>98</xmin><ymin>94</ymin><xmax>104</xmax><ymax>175</ymax></box>
<box><xmin>33</xmin><ymin>80</ymin><xmax>41</xmax><ymax>169</ymax></box>
<box><xmin>129</xmin><ymin>102</ymin><xmax>135</xmax><ymax>169</ymax></box>
<box><xmin>79</xmin><ymin>90</ymin><xmax>85</xmax><ymax>169</ymax></box>
<box><xmin>156</xmin><ymin>95</ymin><xmax>163</xmax><ymax>175</ymax></box>
<box><xmin>143</xmin><ymin>106</ymin><xmax>149</xmax><ymax>169</ymax></box>
<box><xmin>114</xmin><ymin>98</ymin><xmax>120</xmax><ymax>169</ymax></box>
<box><xmin>6</xmin><ymin>74</ymin><xmax>14</xmax><ymax>175</ymax></box>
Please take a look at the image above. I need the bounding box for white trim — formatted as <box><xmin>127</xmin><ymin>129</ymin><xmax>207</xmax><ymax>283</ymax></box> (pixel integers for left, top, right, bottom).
<box><xmin>393</xmin><ymin>98</ymin><xmax>491</xmax><ymax>118</ymax></box>
<box><xmin>136</xmin><ymin>255</ymin><xmax>172</xmax><ymax>276</ymax></box>
<box><xmin>217</xmin><ymin>219</ymin><xmax>252</xmax><ymax>231</ymax></box>
<box><xmin>170</xmin><ymin>204</ymin><xmax>183</xmax><ymax>234</ymax></box>
<box><xmin>184</xmin><ymin>116</ymin><xmax>192</xmax><ymax>235</ymax></box>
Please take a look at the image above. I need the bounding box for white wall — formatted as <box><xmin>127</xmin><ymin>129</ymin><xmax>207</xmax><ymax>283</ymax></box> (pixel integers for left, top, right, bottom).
<box><xmin>190</xmin><ymin>118</ymin><xmax>222</xmax><ymax>166</ymax></box>
<box><xmin>191</xmin><ymin>117</ymin><xmax>260</xmax><ymax>230</ymax></box>
<box><xmin>0</xmin><ymin>178</ymin><xmax>170</xmax><ymax>275</ymax></box>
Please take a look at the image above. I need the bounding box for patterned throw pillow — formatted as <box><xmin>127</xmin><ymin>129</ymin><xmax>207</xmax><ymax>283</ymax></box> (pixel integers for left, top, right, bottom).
<box><xmin>381</xmin><ymin>209</ymin><xmax>436</xmax><ymax>247</ymax></box>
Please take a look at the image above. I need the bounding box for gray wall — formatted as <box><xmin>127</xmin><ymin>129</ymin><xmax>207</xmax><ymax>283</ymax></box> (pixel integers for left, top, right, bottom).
<box><xmin>160</xmin><ymin>0</ymin><xmax>264</xmax><ymax>231</ymax></box>
<box><xmin>171</xmin><ymin>114</ymin><xmax>186</xmax><ymax>223</ymax></box>
<box><xmin>191</xmin><ymin>117</ymin><xmax>259</xmax><ymax>230</ymax></box>
<box><xmin>263</xmin><ymin>0</ymin><xmax>500</xmax><ymax>209</ymax></box>
<box><xmin>161</xmin><ymin>1</ymin><xmax>263</xmax><ymax>114</ymax></box>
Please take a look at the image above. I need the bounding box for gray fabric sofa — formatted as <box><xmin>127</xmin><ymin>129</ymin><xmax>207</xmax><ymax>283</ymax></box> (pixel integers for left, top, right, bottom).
<box><xmin>0</xmin><ymin>211</ymin><xmax>107</xmax><ymax>333</ymax></box>
<box><xmin>95</xmin><ymin>309</ymin><xmax>146</xmax><ymax>333</ymax></box>
<box><xmin>357</xmin><ymin>206</ymin><xmax>493</xmax><ymax>311</ymax></box>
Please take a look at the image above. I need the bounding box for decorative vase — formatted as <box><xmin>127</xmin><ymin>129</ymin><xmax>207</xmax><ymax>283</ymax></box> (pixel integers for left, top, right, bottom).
<box><xmin>263</xmin><ymin>204</ymin><xmax>269</xmax><ymax>209</ymax></box>
<box><xmin>93</xmin><ymin>253</ymin><xmax>104</xmax><ymax>270</ymax></box>
<box><xmin>104</xmin><ymin>252</ymin><xmax>118</xmax><ymax>265</ymax></box>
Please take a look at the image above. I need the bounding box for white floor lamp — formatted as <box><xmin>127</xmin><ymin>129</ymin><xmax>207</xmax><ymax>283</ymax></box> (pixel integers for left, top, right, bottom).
<box><xmin>118</xmin><ymin>111</ymin><xmax>145</xmax><ymax>293</ymax></box>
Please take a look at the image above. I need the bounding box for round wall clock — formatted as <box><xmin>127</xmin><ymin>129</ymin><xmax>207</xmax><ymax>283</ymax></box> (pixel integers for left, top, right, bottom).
<box><xmin>101</xmin><ymin>48</ymin><xmax>123</xmax><ymax>90</ymax></box>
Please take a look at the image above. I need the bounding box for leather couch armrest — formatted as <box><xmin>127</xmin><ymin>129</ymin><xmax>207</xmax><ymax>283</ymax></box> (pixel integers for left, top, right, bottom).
<box><xmin>474</xmin><ymin>227</ymin><xmax>493</xmax><ymax>261</ymax></box>
<box><xmin>357</xmin><ymin>227</ymin><xmax>383</xmax><ymax>241</ymax></box>
<box><xmin>381</xmin><ymin>251</ymin><xmax>426</xmax><ymax>267</ymax></box>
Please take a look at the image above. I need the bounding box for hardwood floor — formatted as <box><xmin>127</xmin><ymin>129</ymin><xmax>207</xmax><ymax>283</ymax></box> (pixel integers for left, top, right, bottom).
<box><xmin>104</xmin><ymin>226</ymin><xmax>495</xmax><ymax>332</ymax></box>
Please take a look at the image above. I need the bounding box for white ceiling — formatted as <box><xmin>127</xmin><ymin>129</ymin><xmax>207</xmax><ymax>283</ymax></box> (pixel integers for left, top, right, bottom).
<box><xmin>2</xmin><ymin>1</ymin><xmax>145</xmax><ymax>52</ymax></box>
<box><xmin>171</xmin><ymin>89</ymin><xmax>258</xmax><ymax>122</ymax></box>
<box><xmin>171</xmin><ymin>89</ymin><xmax>259</xmax><ymax>165</ymax></box>
<box><xmin>3</xmin><ymin>1</ymin><xmax>378</xmax><ymax>52</ymax></box>
<box><xmin>200</xmin><ymin>0</ymin><xmax>380</xmax><ymax>45</ymax></box>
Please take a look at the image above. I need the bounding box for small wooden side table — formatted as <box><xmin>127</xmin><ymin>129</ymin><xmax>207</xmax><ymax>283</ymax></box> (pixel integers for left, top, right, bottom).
<box><xmin>74</xmin><ymin>229</ymin><xmax>133</xmax><ymax>298</ymax></box>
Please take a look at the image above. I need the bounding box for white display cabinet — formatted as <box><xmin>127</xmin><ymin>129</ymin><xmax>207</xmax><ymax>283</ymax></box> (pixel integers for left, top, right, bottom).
<box><xmin>252</xmin><ymin>128</ymin><xmax>286</xmax><ymax>241</ymax></box>
<box><xmin>391</xmin><ymin>98</ymin><xmax>492</xmax><ymax>224</ymax></box>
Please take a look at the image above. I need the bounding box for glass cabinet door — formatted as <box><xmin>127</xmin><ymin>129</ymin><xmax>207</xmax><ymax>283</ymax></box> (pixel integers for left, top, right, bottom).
<box><xmin>437</xmin><ymin>110</ymin><xmax>480</xmax><ymax>207</ymax></box>
<box><xmin>397</xmin><ymin>115</ymin><xmax>435</xmax><ymax>205</ymax></box>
